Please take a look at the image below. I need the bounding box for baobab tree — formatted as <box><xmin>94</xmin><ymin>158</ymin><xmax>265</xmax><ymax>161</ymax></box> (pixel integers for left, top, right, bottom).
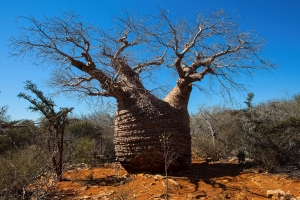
<box><xmin>9</xmin><ymin>10</ymin><xmax>275</xmax><ymax>172</ymax></box>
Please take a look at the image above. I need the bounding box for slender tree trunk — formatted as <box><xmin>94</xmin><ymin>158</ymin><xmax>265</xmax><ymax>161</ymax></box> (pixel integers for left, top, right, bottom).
<box><xmin>58</xmin><ymin>128</ymin><xmax>64</xmax><ymax>181</ymax></box>
<box><xmin>114</xmin><ymin>85</ymin><xmax>192</xmax><ymax>173</ymax></box>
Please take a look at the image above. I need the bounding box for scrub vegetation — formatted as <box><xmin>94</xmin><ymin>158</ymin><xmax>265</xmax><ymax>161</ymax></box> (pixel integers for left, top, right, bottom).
<box><xmin>2</xmin><ymin>8</ymin><xmax>299</xmax><ymax>200</ymax></box>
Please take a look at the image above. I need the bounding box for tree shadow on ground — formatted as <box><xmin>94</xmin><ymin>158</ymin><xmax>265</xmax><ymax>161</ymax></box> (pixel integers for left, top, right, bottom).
<box><xmin>46</xmin><ymin>175</ymin><xmax>129</xmax><ymax>199</ymax></box>
<box><xmin>79</xmin><ymin>175</ymin><xmax>130</xmax><ymax>186</ymax></box>
<box><xmin>188</xmin><ymin>162</ymin><xmax>245</xmax><ymax>179</ymax></box>
<box><xmin>171</xmin><ymin>161</ymin><xmax>246</xmax><ymax>192</ymax></box>
<box><xmin>178</xmin><ymin>161</ymin><xmax>268</xmax><ymax>199</ymax></box>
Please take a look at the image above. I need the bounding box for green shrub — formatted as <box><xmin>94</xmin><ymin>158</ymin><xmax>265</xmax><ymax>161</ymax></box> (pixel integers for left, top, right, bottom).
<box><xmin>0</xmin><ymin>121</ymin><xmax>37</xmax><ymax>154</ymax></box>
<box><xmin>73</xmin><ymin>137</ymin><xmax>95</xmax><ymax>164</ymax></box>
<box><xmin>65</xmin><ymin>117</ymin><xmax>115</xmax><ymax>165</ymax></box>
<box><xmin>249</xmin><ymin>117</ymin><xmax>300</xmax><ymax>172</ymax></box>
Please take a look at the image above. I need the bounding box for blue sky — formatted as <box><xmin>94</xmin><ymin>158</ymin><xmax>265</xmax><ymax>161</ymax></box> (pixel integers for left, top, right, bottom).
<box><xmin>0</xmin><ymin>0</ymin><xmax>299</xmax><ymax>121</ymax></box>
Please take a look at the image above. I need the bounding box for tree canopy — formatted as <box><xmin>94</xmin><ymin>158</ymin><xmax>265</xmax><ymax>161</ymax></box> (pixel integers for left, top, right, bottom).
<box><xmin>10</xmin><ymin>10</ymin><xmax>275</xmax><ymax>102</ymax></box>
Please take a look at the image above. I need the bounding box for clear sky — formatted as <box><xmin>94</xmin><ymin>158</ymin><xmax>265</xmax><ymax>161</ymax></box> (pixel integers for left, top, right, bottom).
<box><xmin>0</xmin><ymin>0</ymin><xmax>299</xmax><ymax>121</ymax></box>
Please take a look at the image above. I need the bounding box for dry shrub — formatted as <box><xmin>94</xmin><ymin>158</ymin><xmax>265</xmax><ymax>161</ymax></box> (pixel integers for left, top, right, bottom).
<box><xmin>0</xmin><ymin>145</ymin><xmax>55</xmax><ymax>199</ymax></box>
<box><xmin>113</xmin><ymin>181</ymin><xmax>137</xmax><ymax>200</ymax></box>
<box><xmin>250</xmin><ymin>117</ymin><xmax>300</xmax><ymax>173</ymax></box>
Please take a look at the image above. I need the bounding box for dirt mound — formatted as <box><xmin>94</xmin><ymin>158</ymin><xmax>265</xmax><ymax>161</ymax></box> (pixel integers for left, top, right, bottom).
<box><xmin>47</xmin><ymin>159</ymin><xmax>300</xmax><ymax>199</ymax></box>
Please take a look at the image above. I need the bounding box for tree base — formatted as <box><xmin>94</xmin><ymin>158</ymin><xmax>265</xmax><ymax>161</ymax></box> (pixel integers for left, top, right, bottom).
<box><xmin>114</xmin><ymin>91</ymin><xmax>192</xmax><ymax>174</ymax></box>
<box><xmin>118</xmin><ymin>152</ymin><xmax>191</xmax><ymax>173</ymax></box>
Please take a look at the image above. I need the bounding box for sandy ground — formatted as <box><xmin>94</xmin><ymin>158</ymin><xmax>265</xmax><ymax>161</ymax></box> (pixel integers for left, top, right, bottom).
<box><xmin>46</xmin><ymin>158</ymin><xmax>300</xmax><ymax>200</ymax></box>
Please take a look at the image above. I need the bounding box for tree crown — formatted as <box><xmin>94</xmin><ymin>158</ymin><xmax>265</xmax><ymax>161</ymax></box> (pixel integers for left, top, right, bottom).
<box><xmin>10</xmin><ymin>10</ymin><xmax>276</xmax><ymax>103</ymax></box>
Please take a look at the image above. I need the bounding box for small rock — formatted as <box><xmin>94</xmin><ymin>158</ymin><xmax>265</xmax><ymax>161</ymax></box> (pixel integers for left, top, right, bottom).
<box><xmin>123</xmin><ymin>173</ymin><xmax>130</xmax><ymax>179</ymax></box>
<box><xmin>76</xmin><ymin>163</ymin><xmax>88</xmax><ymax>169</ymax></box>
<box><xmin>62</xmin><ymin>176</ymin><xmax>72</xmax><ymax>181</ymax></box>
<box><xmin>266</xmin><ymin>189</ymin><xmax>285</xmax><ymax>198</ymax></box>
<box><xmin>225</xmin><ymin>193</ymin><xmax>231</xmax><ymax>198</ymax></box>
<box><xmin>187</xmin><ymin>193</ymin><xmax>197</xmax><ymax>199</ymax></box>
<box><xmin>153</xmin><ymin>193</ymin><xmax>167</xmax><ymax>198</ymax></box>
<box><xmin>97</xmin><ymin>190</ymin><xmax>114</xmax><ymax>197</ymax></box>
<box><xmin>161</xmin><ymin>181</ymin><xmax>166</xmax><ymax>188</ymax></box>
<box><xmin>168</xmin><ymin>178</ymin><xmax>179</xmax><ymax>186</ymax></box>
<box><xmin>144</xmin><ymin>174</ymin><xmax>153</xmax><ymax>178</ymax></box>
<box><xmin>80</xmin><ymin>185</ymin><xmax>90</xmax><ymax>191</ymax></box>
<box><xmin>119</xmin><ymin>181</ymin><xmax>125</xmax><ymax>185</ymax></box>
<box><xmin>150</xmin><ymin>182</ymin><xmax>156</xmax><ymax>185</ymax></box>
<box><xmin>154</xmin><ymin>174</ymin><xmax>164</xmax><ymax>180</ymax></box>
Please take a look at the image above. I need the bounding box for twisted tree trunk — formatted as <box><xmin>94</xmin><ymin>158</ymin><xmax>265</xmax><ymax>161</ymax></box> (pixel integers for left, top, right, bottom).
<box><xmin>114</xmin><ymin>85</ymin><xmax>192</xmax><ymax>173</ymax></box>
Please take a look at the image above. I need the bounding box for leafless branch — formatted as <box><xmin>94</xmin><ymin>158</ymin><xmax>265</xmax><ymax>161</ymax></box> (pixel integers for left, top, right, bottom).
<box><xmin>9</xmin><ymin>9</ymin><xmax>276</xmax><ymax>103</ymax></box>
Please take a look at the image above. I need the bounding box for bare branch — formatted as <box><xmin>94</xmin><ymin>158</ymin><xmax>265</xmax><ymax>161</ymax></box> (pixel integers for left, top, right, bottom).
<box><xmin>9</xmin><ymin>9</ymin><xmax>276</xmax><ymax>104</ymax></box>
<box><xmin>67</xmin><ymin>76</ymin><xmax>94</xmax><ymax>87</ymax></box>
<box><xmin>132</xmin><ymin>52</ymin><xmax>165</xmax><ymax>74</ymax></box>
<box><xmin>159</xmin><ymin>10</ymin><xmax>180</xmax><ymax>55</ymax></box>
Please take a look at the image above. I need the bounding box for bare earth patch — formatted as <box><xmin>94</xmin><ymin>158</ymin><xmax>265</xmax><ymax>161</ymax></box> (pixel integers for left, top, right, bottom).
<box><xmin>47</xmin><ymin>159</ymin><xmax>300</xmax><ymax>199</ymax></box>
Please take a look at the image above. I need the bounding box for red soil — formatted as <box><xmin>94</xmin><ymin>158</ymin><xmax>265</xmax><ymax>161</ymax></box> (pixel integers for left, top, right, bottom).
<box><xmin>47</xmin><ymin>159</ymin><xmax>300</xmax><ymax>199</ymax></box>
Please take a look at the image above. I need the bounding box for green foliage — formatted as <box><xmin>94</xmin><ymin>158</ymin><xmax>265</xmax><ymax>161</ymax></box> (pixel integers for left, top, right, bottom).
<box><xmin>18</xmin><ymin>80</ymin><xmax>74</xmax><ymax>123</ymax></box>
<box><xmin>239</xmin><ymin>94</ymin><xmax>300</xmax><ymax>172</ymax></box>
<box><xmin>0</xmin><ymin>88</ymin><xmax>117</xmax><ymax>198</ymax></box>
<box><xmin>18</xmin><ymin>81</ymin><xmax>74</xmax><ymax>181</ymax></box>
<box><xmin>18</xmin><ymin>80</ymin><xmax>56</xmax><ymax>116</ymax></box>
<box><xmin>192</xmin><ymin>93</ymin><xmax>300</xmax><ymax>174</ymax></box>
<box><xmin>0</xmin><ymin>105</ymin><xmax>22</xmax><ymax>132</ymax></box>
<box><xmin>249</xmin><ymin>117</ymin><xmax>300</xmax><ymax>172</ymax></box>
<box><xmin>244</xmin><ymin>93</ymin><xmax>254</xmax><ymax>110</ymax></box>
<box><xmin>65</xmin><ymin>114</ymin><xmax>115</xmax><ymax>166</ymax></box>
<box><xmin>0</xmin><ymin>121</ymin><xmax>37</xmax><ymax>155</ymax></box>
<box><xmin>73</xmin><ymin>137</ymin><xmax>95</xmax><ymax>164</ymax></box>
<box><xmin>67</xmin><ymin>119</ymin><xmax>100</xmax><ymax>139</ymax></box>
<box><xmin>0</xmin><ymin>105</ymin><xmax>9</xmax><ymax>124</ymax></box>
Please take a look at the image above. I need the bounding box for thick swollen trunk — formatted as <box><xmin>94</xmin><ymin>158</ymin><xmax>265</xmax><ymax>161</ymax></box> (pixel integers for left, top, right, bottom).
<box><xmin>114</xmin><ymin>85</ymin><xmax>192</xmax><ymax>173</ymax></box>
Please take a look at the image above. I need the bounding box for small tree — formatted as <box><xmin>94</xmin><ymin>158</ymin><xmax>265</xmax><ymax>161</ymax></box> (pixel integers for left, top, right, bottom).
<box><xmin>0</xmin><ymin>102</ymin><xmax>21</xmax><ymax>130</ymax></box>
<box><xmin>191</xmin><ymin>106</ymin><xmax>237</xmax><ymax>160</ymax></box>
<box><xmin>0</xmin><ymin>105</ymin><xmax>9</xmax><ymax>129</ymax></box>
<box><xmin>241</xmin><ymin>92</ymin><xmax>256</xmax><ymax>159</ymax></box>
<box><xmin>18</xmin><ymin>81</ymin><xmax>73</xmax><ymax>181</ymax></box>
<box><xmin>160</xmin><ymin>133</ymin><xmax>177</xmax><ymax>200</ymax></box>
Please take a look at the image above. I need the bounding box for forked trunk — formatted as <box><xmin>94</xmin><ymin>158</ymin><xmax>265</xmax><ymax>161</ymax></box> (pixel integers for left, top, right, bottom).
<box><xmin>114</xmin><ymin>85</ymin><xmax>192</xmax><ymax>173</ymax></box>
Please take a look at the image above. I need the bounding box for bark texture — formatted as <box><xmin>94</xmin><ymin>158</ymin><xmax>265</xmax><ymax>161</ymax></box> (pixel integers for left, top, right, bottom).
<box><xmin>114</xmin><ymin>86</ymin><xmax>191</xmax><ymax>173</ymax></box>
